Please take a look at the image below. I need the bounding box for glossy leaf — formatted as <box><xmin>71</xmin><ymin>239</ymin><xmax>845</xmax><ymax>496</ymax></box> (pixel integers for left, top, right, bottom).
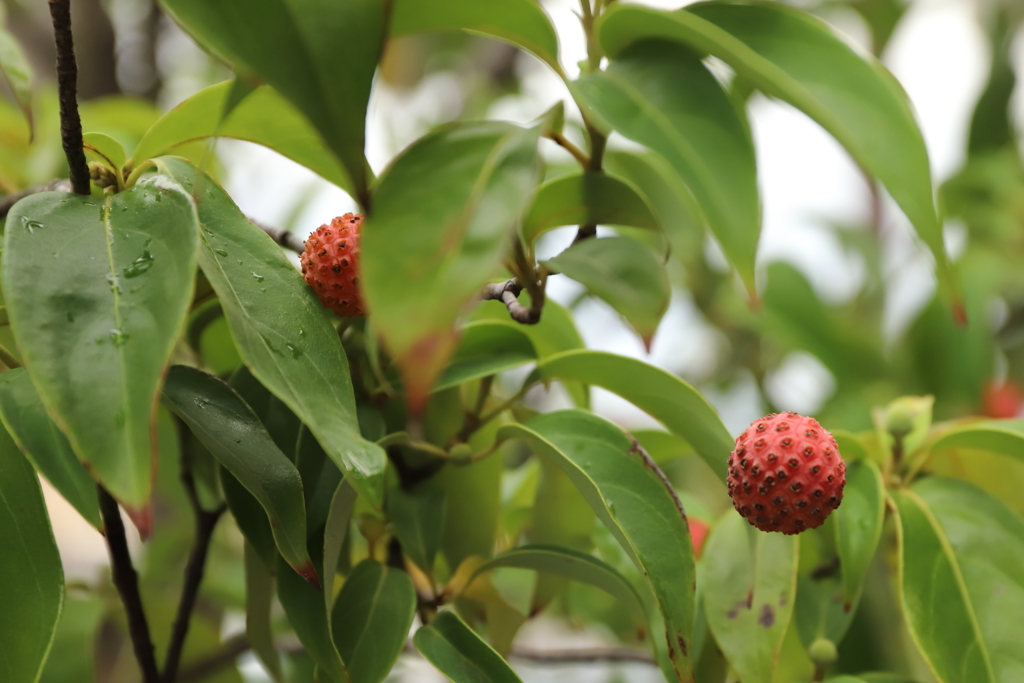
<box><xmin>132</xmin><ymin>82</ymin><xmax>351</xmax><ymax>193</ymax></box>
<box><xmin>389</xmin><ymin>482</ymin><xmax>446</xmax><ymax>574</ymax></box>
<box><xmin>466</xmin><ymin>545</ymin><xmax>647</xmax><ymax>624</ymax></box>
<box><xmin>332</xmin><ymin>560</ymin><xmax>417</xmax><ymax>683</ymax></box>
<box><xmin>701</xmin><ymin>512</ymin><xmax>799</xmax><ymax>683</ymax></box>
<box><xmin>529</xmin><ymin>350</ymin><xmax>733</xmax><ymax>480</ymax></box>
<box><xmin>597</xmin><ymin>1</ymin><xmax>959</xmax><ymax>312</ymax></box>
<box><xmin>278</xmin><ymin>548</ymin><xmax>347</xmax><ymax>683</ymax></box>
<box><xmin>83</xmin><ymin>131</ymin><xmax>126</xmax><ymax>178</ymax></box>
<box><xmin>413</xmin><ymin>611</ymin><xmax>523</xmax><ymax>683</ymax></box>
<box><xmin>898</xmin><ymin>478</ymin><xmax>1024</xmax><ymax>683</ymax></box>
<box><xmin>544</xmin><ymin>236</ymin><xmax>670</xmax><ymax>348</ymax></box>
<box><xmin>573</xmin><ymin>40</ymin><xmax>759</xmax><ymax>297</ymax></box>
<box><xmin>361</xmin><ymin>121</ymin><xmax>541</xmax><ymax>410</ymax></box>
<box><xmin>2</xmin><ymin>180</ymin><xmax>198</xmax><ymax>518</ymax></box>
<box><xmin>0</xmin><ymin>368</ymin><xmax>102</xmax><ymax>531</ymax></box>
<box><xmin>928</xmin><ymin>419</ymin><xmax>1024</xmax><ymax>466</ymax></box>
<box><xmin>391</xmin><ymin>0</ymin><xmax>561</xmax><ymax>74</ymax></box>
<box><xmin>158</xmin><ymin>158</ymin><xmax>386</xmax><ymax>506</ymax></box>
<box><xmin>835</xmin><ymin>460</ymin><xmax>885</xmax><ymax>606</ymax></box>
<box><xmin>162</xmin><ymin>365</ymin><xmax>316</xmax><ymax>584</ymax></box>
<box><xmin>434</xmin><ymin>321</ymin><xmax>537</xmax><ymax>393</ymax></box>
<box><xmin>0</xmin><ymin>423</ymin><xmax>63</xmax><ymax>683</ymax></box>
<box><xmin>245</xmin><ymin>542</ymin><xmax>284</xmax><ymax>683</ymax></box>
<box><xmin>222</xmin><ymin>466</ymin><xmax>277</xmax><ymax>568</ymax></box>
<box><xmin>893</xmin><ymin>488</ymin><xmax>994</xmax><ymax>683</ymax></box>
<box><xmin>499</xmin><ymin>410</ymin><xmax>696</xmax><ymax>681</ymax></box>
<box><xmin>521</xmin><ymin>172</ymin><xmax>659</xmax><ymax>244</ymax></box>
<box><xmin>0</xmin><ymin>27</ymin><xmax>33</xmax><ymax>137</ymax></box>
<box><xmin>161</xmin><ymin>0</ymin><xmax>386</xmax><ymax>202</ymax></box>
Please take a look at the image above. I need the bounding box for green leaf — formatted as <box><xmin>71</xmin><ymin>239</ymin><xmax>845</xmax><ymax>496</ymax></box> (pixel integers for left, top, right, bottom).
<box><xmin>413</xmin><ymin>611</ymin><xmax>523</xmax><ymax>683</ymax></box>
<box><xmin>471</xmin><ymin>297</ymin><xmax>587</xmax><ymax>407</ymax></box>
<box><xmin>434</xmin><ymin>321</ymin><xmax>537</xmax><ymax>393</ymax></box>
<box><xmin>278</xmin><ymin>545</ymin><xmax>347</xmax><ymax>683</ymax></box>
<box><xmin>928</xmin><ymin>419</ymin><xmax>1024</xmax><ymax>465</ymax></box>
<box><xmin>332</xmin><ymin>559</ymin><xmax>417</xmax><ymax>683</ymax></box>
<box><xmin>390</xmin><ymin>0</ymin><xmax>561</xmax><ymax>74</ymax></box>
<box><xmin>0</xmin><ymin>423</ymin><xmax>64</xmax><ymax>683</ymax></box>
<box><xmin>361</xmin><ymin>121</ymin><xmax>541</xmax><ymax>409</ymax></box>
<box><xmin>898</xmin><ymin>478</ymin><xmax>1024</xmax><ymax>683</ymax></box>
<box><xmin>222</xmin><ymin>466</ymin><xmax>277</xmax><ymax>567</ymax></box>
<box><xmin>466</xmin><ymin>544</ymin><xmax>647</xmax><ymax>624</ymax></box>
<box><xmin>0</xmin><ymin>368</ymin><xmax>102</xmax><ymax>531</ymax></box>
<box><xmin>245</xmin><ymin>542</ymin><xmax>284</xmax><ymax>683</ymax></box>
<box><xmin>160</xmin><ymin>0</ymin><xmax>386</xmax><ymax>202</ymax></box>
<box><xmin>892</xmin><ymin>488</ymin><xmax>995</xmax><ymax>683</ymax></box>
<box><xmin>83</xmin><ymin>132</ymin><xmax>127</xmax><ymax>178</ymax></box>
<box><xmin>521</xmin><ymin>172</ymin><xmax>659</xmax><ymax>244</ymax></box>
<box><xmin>323</xmin><ymin>480</ymin><xmax>357</xmax><ymax>620</ymax></box>
<box><xmin>38</xmin><ymin>594</ymin><xmax>104</xmax><ymax>683</ymax></box>
<box><xmin>131</xmin><ymin>82</ymin><xmax>351</xmax><ymax>193</ymax></box>
<box><xmin>543</xmin><ymin>236</ymin><xmax>670</xmax><ymax>348</ymax></box>
<box><xmin>162</xmin><ymin>365</ymin><xmax>316</xmax><ymax>584</ymax></box>
<box><xmin>498</xmin><ymin>410</ymin><xmax>696</xmax><ymax>681</ymax></box>
<box><xmin>389</xmin><ymin>482</ymin><xmax>446</xmax><ymax>574</ymax></box>
<box><xmin>573</xmin><ymin>40</ymin><xmax>759</xmax><ymax>298</ymax></box>
<box><xmin>701</xmin><ymin>512</ymin><xmax>799</xmax><ymax>683</ymax></box>
<box><xmin>597</xmin><ymin>1</ymin><xmax>960</xmax><ymax>314</ymax></box>
<box><xmin>2</xmin><ymin>180</ymin><xmax>198</xmax><ymax>519</ymax></box>
<box><xmin>0</xmin><ymin>27</ymin><xmax>33</xmax><ymax>138</ymax></box>
<box><xmin>439</xmin><ymin>449</ymin><xmax>503</xmax><ymax>571</ymax></box>
<box><xmin>835</xmin><ymin>460</ymin><xmax>885</xmax><ymax>606</ymax></box>
<box><xmin>158</xmin><ymin>158</ymin><xmax>386</xmax><ymax>506</ymax></box>
<box><xmin>529</xmin><ymin>350</ymin><xmax>732</xmax><ymax>480</ymax></box>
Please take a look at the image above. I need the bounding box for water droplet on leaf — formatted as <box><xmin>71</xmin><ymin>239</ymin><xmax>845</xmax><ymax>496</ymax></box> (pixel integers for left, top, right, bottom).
<box><xmin>123</xmin><ymin>250</ymin><xmax>154</xmax><ymax>278</ymax></box>
<box><xmin>215</xmin><ymin>249</ymin><xmax>228</xmax><ymax>257</ymax></box>
<box><xmin>21</xmin><ymin>216</ymin><xmax>43</xmax><ymax>233</ymax></box>
<box><xmin>252</xmin><ymin>271</ymin><xmax>265</xmax><ymax>282</ymax></box>
<box><xmin>109</xmin><ymin>328</ymin><xmax>130</xmax><ymax>346</ymax></box>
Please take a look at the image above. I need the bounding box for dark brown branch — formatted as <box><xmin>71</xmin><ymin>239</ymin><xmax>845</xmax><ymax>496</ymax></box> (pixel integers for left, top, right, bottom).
<box><xmin>47</xmin><ymin>0</ymin><xmax>90</xmax><ymax>195</ymax></box>
<box><xmin>629</xmin><ymin>438</ymin><xmax>688</xmax><ymax>525</ymax></box>
<box><xmin>248</xmin><ymin>216</ymin><xmax>307</xmax><ymax>254</ymax></box>
<box><xmin>482</xmin><ymin>279</ymin><xmax>539</xmax><ymax>324</ymax></box>
<box><xmin>98</xmin><ymin>486</ymin><xmax>161</xmax><ymax>683</ymax></box>
<box><xmin>163</xmin><ymin>443</ymin><xmax>227</xmax><ymax>683</ymax></box>
<box><xmin>0</xmin><ymin>180</ymin><xmax>72</xmax><ymax>219</ymax></box>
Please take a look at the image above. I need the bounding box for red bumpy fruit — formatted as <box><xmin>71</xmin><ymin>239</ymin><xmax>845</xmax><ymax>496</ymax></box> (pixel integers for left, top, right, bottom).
<box><xmin>301</xmin><ymin>213</ymin><xmax>366</xmax><ymax>317</ymax></box>
<box><xmin>727</xmin><ymin>412</ymin><xmax>845</xmax><ymax>535</ymax></box>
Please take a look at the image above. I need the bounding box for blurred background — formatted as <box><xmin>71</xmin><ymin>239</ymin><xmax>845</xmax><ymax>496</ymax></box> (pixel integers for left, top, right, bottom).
<box><xmin>2</xmin><ymin>0</ymin><xmax>1023</xmax><ymax>680</ymax></box>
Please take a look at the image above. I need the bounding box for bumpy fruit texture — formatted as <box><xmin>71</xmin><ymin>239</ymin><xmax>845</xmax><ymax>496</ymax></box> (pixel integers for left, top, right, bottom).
<box><xmin>727</xmin><ymin>412</ymin><xmax>845</xmax><ymax>535</ymax></box>
<box><xmin>301</xmin><ymin>213</ymin><xmax>365</xmax><ymax>317</ymax></box>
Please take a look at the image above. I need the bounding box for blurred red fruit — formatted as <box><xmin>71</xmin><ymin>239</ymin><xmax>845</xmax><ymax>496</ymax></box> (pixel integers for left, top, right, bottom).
<box><xmin>983</xmin><ymin>381</ymin><xmax>1023</xmax><ymax>418</ymax></box>
<box><xmin>689</xmin><ymin>518</ymin><xmax>709</xmax><ymax>558</ymax></box>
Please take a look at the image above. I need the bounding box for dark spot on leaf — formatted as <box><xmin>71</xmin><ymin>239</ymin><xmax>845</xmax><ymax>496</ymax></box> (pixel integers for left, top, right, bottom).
<box><xmin>758</xmin><ymin>604</ymin><xmax>775</xmax><ymax>627</ymax></box>
<box><xmin>676</xmin><ymin>636</ymin><xmax>688</xmax><ymax>657</ymax></box>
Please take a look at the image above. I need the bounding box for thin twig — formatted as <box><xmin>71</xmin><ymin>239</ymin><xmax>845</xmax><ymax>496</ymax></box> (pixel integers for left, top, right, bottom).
<box><xmin>248</xmin><ymin>216</ymin><xmax>307</xmax><ymax>254</ymax></box>
<box><xmin>482</xmin><ymin>279</ymin><xmax>539</xmax><ymax>324</ymax></box>
<box><xmin>47</xmin><ymin>0</ymin><xmax>90</xmax><ymax>195</ymax></box>
<box><xmin>163</xmin><ymin>440</ymin><xmax>227</xmax><ymax>683</ymax></box>
<box><xmin>0</xmin><ymin>180</ymin><xmax>73</xmax><ymax>219</ymax></box>
<box><xmin>98</xmin><ymin>486</ymin><xmax>161</xmax><ymax>683</ymax></box>
<box><xmin>628</xmin><ymin>438</ymin><xmax>688</xmax><ymax>525</ymax></box>
<box><xmin>545</xmin><ymin>132</ymin><xmax>590</xmax><ymax>168</ymax></box>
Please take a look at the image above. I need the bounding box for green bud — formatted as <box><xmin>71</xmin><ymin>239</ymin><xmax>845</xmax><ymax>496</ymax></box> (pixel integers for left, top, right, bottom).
<box><xmin>808</xmin><ymin>637</ymin><xmax>838</xmax><ymax>665</ymax></box>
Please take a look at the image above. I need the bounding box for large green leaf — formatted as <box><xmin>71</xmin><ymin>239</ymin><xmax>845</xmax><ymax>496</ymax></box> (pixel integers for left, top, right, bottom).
<box><xmin>499</xmin><ymin>410</ymin><xmax>696</xmax><ymax>681</ymax></box>
<box><xmin>434</xmin><ymin>321</ymin><xmax>537</xmax><ymax>393</ymax></box>
<box><xmin>896</xmin><ymin>479</ymin><xmax>1024</xmax><ymax>683</ymax></box>
<box><xmin>701</xmin><ymin>512</ymin><xmax>799</xmax><ymax>683</ymax></box>
<box><xmin>158</xmin><ymin>158</ymin><xmax>386</xmax><ymax>506</ymax></box>
<box><xmin>0</xmin><ymin>27</ymin><xmax>33</xmax><ymax>137</ymax></box>
<box><xmin>0</xmin><ymin>368</ymin><xmax>102</xmax><ymax>531</ymax></box>
<box><xmin>278</xmin><ymin>547</ymin><xmax>347</xmax><ymax>683</ymax></box>
<box><xmin>543</xmin><ymin>236</ymin><xmax>670</xmax><ymax>348</ymax></box>
<box><xmin>529</xmin><ymin>350</ymin><xmax>732</xmax><ymax>480</ymax></box>
<box><xmin>573</xmin><ymin>40</ymin><xmax>759</xmax><ymax>297</ymax></box>
<box><xmin>597</xmin><ymin>0</ymin><xmax>960</xmax><ymax>313</ymax></box>
<box><xmin>2</xmin><ymin>180</ymin><xmax>198</xmax><ymax>520</ymax></box>
<box><xmin>361</xmin><ymin>121</ymin><xmax>541</xmax><ymax>409</ymax></box>
<box><xmin>0</xmin><ymin>423</ymin><xmax>63</xmax><ymax>683</ymax></box>
<box><xmin>928</xmin><ymin>419</ymin><xmax>1024</xmax><ymax>465</ymax></box>
<box><xmin>390</xmin><ymin>0</ymin><xmax>561</xmax><ymax>74</ymax></box>
<box><xmin>466</xmin><ymin>545</ymin><xmax>646</xmax><ymax>624</ymax></box>
<box><xmin>521</xmin><ymin>172</ymin><xmax>659</xmax><ymax>244</ymax></box>
<box><xmin>413</xmin><ymin>611</ymin><xmax>523</xmax><ymax>683</ymax></box>
<box><xmin>893</xmin><ymin>488</ymin><xmax>994</xmax><ymax>683</ymax></box>
<box><xmin>834</xmin><ymin>460</ymin><xmax>884</xmax><ymax>606</ymax></box>
<box><xmin>132</xmin><ymin>82</ymin><xmax>351</xmax><ymax>193</ymax></box>
<box><xmin>162</xmin><ymin>365</ymin><xmax>316</xmax><ymax>584</ymax></box>
<box><xmin>332</xmin><ymin>560</ymin><xmax>417</xmax><ymax>683</ymax></box>
<box><xmin>160</xmin><ymin>0</ymin><xmax>386</xmax><ymax>203</ymax></box>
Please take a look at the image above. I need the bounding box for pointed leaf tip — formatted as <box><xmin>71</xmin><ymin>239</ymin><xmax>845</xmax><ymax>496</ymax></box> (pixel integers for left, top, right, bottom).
<box><xmin>953</xmin><ymin>300</ymin><xmax>968</xmax><ymax>327</ymax></box>
<box><xmin>297</xmin><ymin>562</ymin><xmax>321</xmax><ymax>590</ymax></box>
<box><xmin>124</xmin><ymin>501</ymin><xmax>153</xmax><ymax>541</ymax></box>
